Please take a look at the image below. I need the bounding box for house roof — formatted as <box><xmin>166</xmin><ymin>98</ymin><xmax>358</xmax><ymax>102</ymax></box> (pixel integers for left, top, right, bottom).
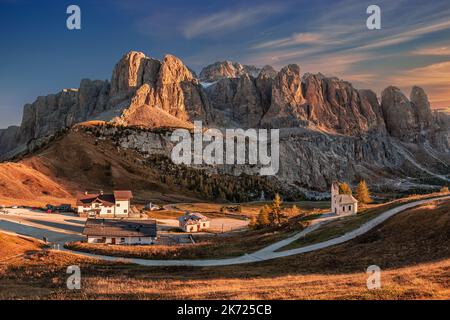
<box><xmin>338</xmin><ymin>194</ymin><xmax>358</xmax><ymax>205</ymax></box>
<box><xmin>178</xmin><ymin>212</ymin><xmax>209</xmax><ymax>224</ymax></box>
<box><xmin>114</xmin><ymin>190</ymin><xmax>133</xmax><ymax>201</ymax></box>
<box><xmin>76</xmin><ymin>193</ymin><xmax>116</xmax><ymax>206</ymax></box>
<box><xmin>82</xmin><ymin>219</ymin><xmax>157</xmax><ymax>237</ymax></box>
<box><xmin>76</xmin><ymin>191</ymin><xmax>132</xmax><ymax>206</ymax></box>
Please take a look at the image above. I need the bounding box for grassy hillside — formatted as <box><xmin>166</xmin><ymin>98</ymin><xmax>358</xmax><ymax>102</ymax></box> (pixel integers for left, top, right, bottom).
<box><xmin>0</xmin><ymin>162</ymin><xmax>73</xmax><ymax>206</ymax></box>
<box><xmin>0</xmin><ymin>232</ymin><xmax>42</xmax><ymax>261</ymax></box>
<box><xmin>1</xmin><ymin>124</ymin><xmax>287</xmax><ymax>206</ymax></box>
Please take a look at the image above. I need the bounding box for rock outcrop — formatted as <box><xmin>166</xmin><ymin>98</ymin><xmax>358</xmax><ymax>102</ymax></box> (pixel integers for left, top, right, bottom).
<box><xmin>0</xmin><ymin>126</ymin><xmax>20</xmax><ymax>157</ymax></box>
<box><xmin>380</xmin><ymin>86</ymin><xmax>445</xmax><ymax>145</ymax></box>
<box><xmin>199</xmin><ymin>61</ymin><xmax>261</xmax><ymax>82</ymax></box>
<box><xmin>206</xmin><ymin>65</ymin><xmax>387</xmax><ymax>135</ymax></box>
<box><xmin>261</xmin><ymin>64</ymin><xmax>306</xmax><ymax>127</ymax></box>
<box><xmin>112</xmin><ymin>53</ymin><xmax>211</xmax><ymax>125</ymax></box>
<box><xmin>299</xmin><ymin>74</ymin><xmax>385</xmax><ymax>134</ymax></box>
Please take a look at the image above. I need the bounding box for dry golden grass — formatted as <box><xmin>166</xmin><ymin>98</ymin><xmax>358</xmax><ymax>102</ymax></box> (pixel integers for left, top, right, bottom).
<box><xmin>0</xmin><ymin>233</ymin><xmax>42</xmax><ymax>262</ymax></box>
<box><xmin>0</xmin><ymin>197</ymin><xmax>449</xmax><ymax>300</ymax></box>
<box><xmin>19</xmin><ymin>129</ymin><xmax>201</xmax><ymax>204</ymax></box>
<box><xmin>0</xmin><ymin>162</ymin><xmax>75</xmax><ymax>207</ymax></box>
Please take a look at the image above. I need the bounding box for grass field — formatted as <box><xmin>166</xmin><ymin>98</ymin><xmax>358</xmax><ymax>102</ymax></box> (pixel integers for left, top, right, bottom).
<box><xmin>1</xmin><ymin>198</ymin><xmax>449</xmax><ymax>299</ymax></box>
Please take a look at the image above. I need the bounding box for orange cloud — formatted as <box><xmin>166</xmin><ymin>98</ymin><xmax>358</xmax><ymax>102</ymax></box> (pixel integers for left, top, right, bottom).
<box><xmin>387</xmin><ymin>61</ymin><xmax>450</xmax><ymax>108</ymax></box>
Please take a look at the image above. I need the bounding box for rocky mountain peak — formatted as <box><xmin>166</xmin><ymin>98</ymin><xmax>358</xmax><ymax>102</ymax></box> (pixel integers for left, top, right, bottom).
<box><xmin>380</xmin><ymin>85</ymin><xmax>440</xmax><ymax>143</ymax></box>
<box><xmin>258</xmin><ymin>65</ymin><xmax>278</xmax><ymax>79</ymax></box>
<box><xmin>110</xmin><ymin>51</ymin><xmax>146</xmax><ymax>97</ymax></box>
<box><xmin>199</xmin><ymin>61</ymin><xmax>261</xmax><ymax>82</ymax></box>
<box><xmin>158</xmin><ymin>54</ymin><xmax>196</xmax><ymax>85</ymax></box>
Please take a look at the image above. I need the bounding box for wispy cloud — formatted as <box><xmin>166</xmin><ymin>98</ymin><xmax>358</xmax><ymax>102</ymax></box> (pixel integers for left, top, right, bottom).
<box><xmin>387</xmin><ymin>61</ymin><xmax>450</xmax><ymax>107</ymax></box>
<box><xmin>252</xmin><ymin>32</ymin><xmax>325</xmax><ymax>49</ymax></box>
<box><xmin>183</xmin><ymin>4</ymin><xmax>286</xmax><ymax>39</ymax></box>
<box><xmin>358</xmin><ymin>20</ymin><xmax>450</xmax><ymax>51</ymax></box>
<box><xmin>412</xmin><ymin>46</ymin><xmax>450</xmax><ymax>56</ymax></box>
<box><xmin>389</xmin><ymin>61</ymin><xmax>450</xmax><ymax>87</ymax></box>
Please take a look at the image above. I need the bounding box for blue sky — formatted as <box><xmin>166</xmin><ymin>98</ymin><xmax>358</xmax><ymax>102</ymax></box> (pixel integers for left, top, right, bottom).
<box><xmin>1</xmin><ymin>0</ymin><xmax>449</xmax><ymax>128</ymax></box>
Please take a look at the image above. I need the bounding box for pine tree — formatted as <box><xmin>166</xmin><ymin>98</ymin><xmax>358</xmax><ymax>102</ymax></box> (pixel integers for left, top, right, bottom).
<box><xmin>339</xmin><ymin>182</ymin><xmax>352</xmax><ymax>195</ymax></box>
<box><xmin>356</xmin><ymin>180</ymin><xmax>372</xmax><ymax>204</ymax></box>
<box><xmin>270</xmin><ymin>193</ymin><xmax>286</xmax><ymax>225</ymax></box>
<box><xmin>256</xmin><ymin>205</ymin><xmax>271</xmax><ymax>228</ymax></box>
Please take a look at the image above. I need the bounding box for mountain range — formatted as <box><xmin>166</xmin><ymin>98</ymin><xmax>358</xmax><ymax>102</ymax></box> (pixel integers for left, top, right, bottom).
<box><xmin>0</xmin><ymin>51</ymin><xmax>449</xmax><ymax>200</ymax></box>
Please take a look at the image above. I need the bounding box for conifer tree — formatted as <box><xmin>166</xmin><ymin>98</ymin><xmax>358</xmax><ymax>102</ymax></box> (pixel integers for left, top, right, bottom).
<box><xmin>339</xmin><ymin>182</ymin><xmax>352</xmax><ymax>195</ymax></box>
<box><xmin>356</xmin><ymin>180</ymin><xmax>372</xmax><ymax>204</ymax></box>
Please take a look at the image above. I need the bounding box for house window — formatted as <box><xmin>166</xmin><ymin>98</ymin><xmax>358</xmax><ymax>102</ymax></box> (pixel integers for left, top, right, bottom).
<box><xmin>124</xmin><ymin>209</ymin><xmax>128</xmax><ymax>213</ymax></box>
<box><xmin>343</xmin><ymin>206</ymin><xmax>345</xmax><ymax>212</ymax></box>
<box><xmin>107</xmin><ymin>210</ymin><xmax>111</xmax><ymax>214</ymax></box>
<box><xmin>203</xmin><ymin>223</ymin><xmax>206</xmax><ymax>227</ymax></box>
<box><xmin>116</xmin><ymin>203</ymin><xmax>120</xmax><ymax>207</ymax></box>
<box><xmin>349</xmin><ymin>205</ymin><xmax>351</xmax><ymax>211</ymax></box>
<box><xmin>120</xmin><ymin>238</ymin><xmax>125</xmax><ymax>243</ymax></box>
<box><xmin>95</xmin><ymin>204</ymin><xmax>100</xmax><ymax>208</ymax></box>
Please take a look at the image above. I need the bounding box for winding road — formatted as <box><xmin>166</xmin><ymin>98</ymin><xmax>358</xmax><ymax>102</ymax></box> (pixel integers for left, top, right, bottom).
<box><xmin>1</xmin><ymin>195</ymin><xmax>449</xmax><ymax>267</ymax></box>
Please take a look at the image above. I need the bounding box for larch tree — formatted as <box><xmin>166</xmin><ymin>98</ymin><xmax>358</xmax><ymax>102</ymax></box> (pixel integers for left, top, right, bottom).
<box><xmin>356</xmin><ymin>180</ymin><xmax>372</xmax><ymax>204</ymax></box>
<box><xmin>256</xmin><ymin>205</ymin><xmax>271</xmax><ymax>228</ymax></box>
<box><xmin>270</xmin><ymin>193</ymin><xmax>286</xmax><ymax>225</ymax></box>
<box><xmin>339</xmin><ymin>182</ymin><xmax>352</xmax><ymax>195</ymax></box>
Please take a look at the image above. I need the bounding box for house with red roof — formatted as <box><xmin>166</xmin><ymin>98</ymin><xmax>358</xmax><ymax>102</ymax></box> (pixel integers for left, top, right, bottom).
<box><xmin>76</xmin><ymin>190</ymin><xmax>133</xmax><ymax>218</ymax></box>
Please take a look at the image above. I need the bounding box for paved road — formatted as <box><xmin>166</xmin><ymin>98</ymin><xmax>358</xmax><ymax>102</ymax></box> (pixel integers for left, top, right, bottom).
<box><xmin>1</xmin><ymin>195</ymin><xmax>449</xmax><ymax>266</ymax></box>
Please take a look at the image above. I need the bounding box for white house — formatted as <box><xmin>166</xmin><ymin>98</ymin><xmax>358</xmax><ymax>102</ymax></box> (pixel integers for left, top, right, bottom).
<box><xmin>331</xmin><ymin>182</ymin><xmax>358</xmax><ymax>215</ymax></box>
<box><xmin>82</xmin><ymin>218</ymin><xmax>157</xmax><ymax>245</ymax></box>
<box><xmin>178</xmin><ymin>212</ymin><xmax>210</xmax><ymax>233</ymax></box>
<box><xmin>76</xmin><ymin>190</ymin><xmax>133</xmax><ymax>218</ymax></box>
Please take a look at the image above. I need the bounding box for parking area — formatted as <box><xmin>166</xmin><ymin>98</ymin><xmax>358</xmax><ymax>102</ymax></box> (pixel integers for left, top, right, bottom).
<box><xmin>0</xmin><ymin>208</ymin><xmax>85</xmax><ymax>243</ymax></box>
